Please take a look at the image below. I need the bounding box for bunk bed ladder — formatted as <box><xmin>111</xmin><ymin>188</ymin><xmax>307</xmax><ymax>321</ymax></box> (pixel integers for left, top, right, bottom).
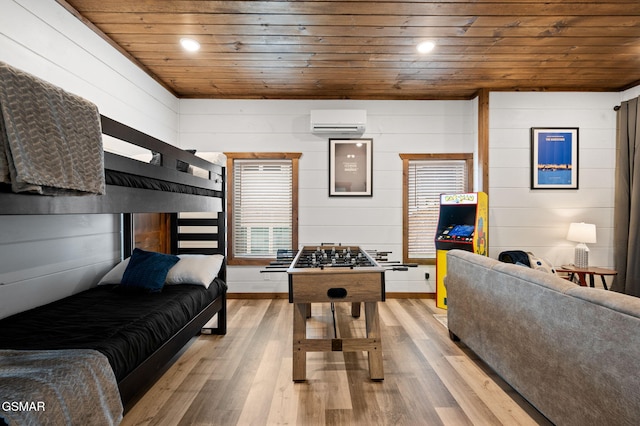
<box><xmin>171</xmin><ymin>211</ymin><xmax>225</xmax><ymax>254</ymax></box>
<box><xmin>171</xmin><ymin>211</ymin><xmax>227</xmax><ymax>335</ymax></box>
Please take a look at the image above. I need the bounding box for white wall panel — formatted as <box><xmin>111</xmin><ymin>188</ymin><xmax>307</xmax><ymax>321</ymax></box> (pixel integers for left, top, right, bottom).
<box><xmin>1</xmin><ymin>0</ymin><xmax>179</xmax><ymax>143</ymax></box>
<box><xmin>0</xmin><ymin>215</ymin><xmax>120</xmax><ymax>319</ymax></box>
<box><xmin>2</xmin><ymin>0</ymin><xmax>631</xmax><ymax>306</ymax></box>
<box><xmin>491</xmin><ymin>207</ymin><xmax>613</xmax><ymax>228</ymax></box>
<box><xmin>181</xmin><ymin>98</ymin><xmax>475</xmax><ymax>293</ymax></box>
<box><xmin>622</xmin><ymin>86</ymin><xmax>640</xmax><ymax>101</ymax></box>
<box><xmin>489</xmin><ymin>188</ymin><xmax>614</xmax><ymax>208</ymax></box>
<box><xmin>489</xmin><ymin>91</ymin><xmax>620</xmax><ymax>270</ymax></box>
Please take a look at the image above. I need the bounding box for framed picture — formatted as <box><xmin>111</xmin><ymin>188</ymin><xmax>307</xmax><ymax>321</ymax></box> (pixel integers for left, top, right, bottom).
<box><xmin>329</xmin><ymin>138</ymin><xmax>373</xmax><ymax>196</ymax></box>
<box><xmin>530</xmin><ymin>127</ymin><xmax>579</xmax><ymax>189</ymax></box>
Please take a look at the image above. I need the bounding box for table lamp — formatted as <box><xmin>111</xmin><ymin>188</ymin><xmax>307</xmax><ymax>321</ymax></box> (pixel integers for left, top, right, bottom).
<box><xmin>566</xmin><ymin>222</ymin><xmax>597</xmax><ymax>268</ymax></box>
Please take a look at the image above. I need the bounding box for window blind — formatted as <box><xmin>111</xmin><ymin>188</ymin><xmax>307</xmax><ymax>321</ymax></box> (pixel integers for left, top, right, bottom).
<box><xmin>232</xmin><ymin>159</ymin><xmax>293</xmax><ymax>258</ymax></box>
<box><xmin>407</xmin><ymin>159</ymin><xmax>468</xmax><ymax>259</ymax></box>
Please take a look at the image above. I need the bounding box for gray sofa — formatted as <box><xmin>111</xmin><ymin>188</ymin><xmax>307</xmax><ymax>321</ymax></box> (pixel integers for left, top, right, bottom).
<box><xmin>445</xmin><ymin>249</ymin><xmax>640</xmax><ymax>426</ymax></box>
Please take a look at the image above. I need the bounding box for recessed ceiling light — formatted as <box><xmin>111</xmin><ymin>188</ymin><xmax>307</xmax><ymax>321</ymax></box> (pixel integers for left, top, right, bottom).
<box><xmin>416</xmin><ymin>40</ymin><xmax>436</xmax><ymax>54</ymax></box>
<box><xmin>180</xmin><ymin>38</ymin><xmax>201</xmax><ymax>52</ymax></box>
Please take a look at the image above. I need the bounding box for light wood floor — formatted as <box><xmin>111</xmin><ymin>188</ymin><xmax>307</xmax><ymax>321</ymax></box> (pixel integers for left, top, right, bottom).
<box><xmin>122</xmin><ymin>298</ymin><xmax>552</xmax><ymax>425</ymax></box>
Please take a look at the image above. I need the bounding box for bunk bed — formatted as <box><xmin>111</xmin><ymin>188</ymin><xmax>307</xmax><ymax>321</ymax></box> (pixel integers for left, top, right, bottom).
<box><xmin>0</xmin><ymin>62</ymin><xmax>227</xmax><ymax>422</ymax></box>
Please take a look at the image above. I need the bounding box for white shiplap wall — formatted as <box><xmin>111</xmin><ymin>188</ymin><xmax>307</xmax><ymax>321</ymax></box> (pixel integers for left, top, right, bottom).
<box><xmin>622</xmin><ymin>86</ymin><xmax>640</xmax><ymax>102</ymax></box>
<box><xmin>179</xmin><ymin>99</ymin><xmax>476</xmax><ymax>294</ymax></box>
<box><xmin>1</xmin><ymin>0</ymin><xmax>179</xmax><ymax>142</ymax></box>
<box><xmin>1</xmin><ymin>0</ymin><xmax>633</xmax><ymax>312</ymax></box>
<box><xmin>489</xmin><ymin>91</ymin><xmax>620</xmax><ymax>270</ymax></box>
<box><xmin>0</xmin><ymin>0</ymin><xmax>178</xmax><ymax>318</ymax></box>
<box><xmin>0</xmin><ymin>215</ymin><xmax>120</xmax><ymax>319</ymax></box>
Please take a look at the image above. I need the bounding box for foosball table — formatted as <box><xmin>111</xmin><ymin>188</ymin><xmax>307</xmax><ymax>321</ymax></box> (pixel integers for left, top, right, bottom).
<box><xmin>287</xmin><ymin>245</ymin><xmax>386</xmax><ymax>381</ymax></box>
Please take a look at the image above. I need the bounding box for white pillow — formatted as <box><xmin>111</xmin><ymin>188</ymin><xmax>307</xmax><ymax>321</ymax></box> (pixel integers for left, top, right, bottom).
<box><xmin>165</xmin><ymin>254</ymin><xmax>224</xmax><ymax>288</ymax></box>
<box><xmin>97</xmin><ymin>257</ymin><xmax>130</xmax><ymax>285</ymax></box>
<box><xmin>98</xmin><ymin>254</ymin><xmax>224</xmax><ymax>288</ymax></box>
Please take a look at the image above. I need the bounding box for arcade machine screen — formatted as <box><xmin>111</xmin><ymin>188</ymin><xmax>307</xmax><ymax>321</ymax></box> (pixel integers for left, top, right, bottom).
<box><xmin>437</xmin><ymin>224</ymin><xmax>475</xmax><ymax>242</ymax></box>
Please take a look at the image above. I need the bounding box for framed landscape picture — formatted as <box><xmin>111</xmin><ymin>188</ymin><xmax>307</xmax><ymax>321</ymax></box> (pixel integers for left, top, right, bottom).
<box><xmin>329</xmin><ymin>138</ymin><xmax>373</xmax><ymax>197</ymax></box>
<box><xmin>530</xmin><ymin>127</ymin><xmax>579</xmax><ymax>189</ymax></box>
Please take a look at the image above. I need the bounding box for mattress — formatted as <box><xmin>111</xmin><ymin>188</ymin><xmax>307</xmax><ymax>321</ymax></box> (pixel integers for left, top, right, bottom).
<box><xmin>0</xmin><ymin>169</ymin><xmax>221</xmax><ymax>197</ymax></box>
<box><xmin>105</xmin><ymin>169</ymin><xmax>220</xmax><ymax>197</ymax></box>
<box><xmin>0</xmin><ymin>279</ymin><xmax>225</xmax><ymax>381</ymax></box>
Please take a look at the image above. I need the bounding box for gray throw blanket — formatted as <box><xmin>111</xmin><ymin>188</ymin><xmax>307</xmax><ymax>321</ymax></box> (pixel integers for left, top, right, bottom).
<box><xmin>0</xmin><ymin>349</ymin><xmax>123</xmax><ymax>426</ymax></box>
<box><xmin>0</xmin><ymin>62</ymin><xmax>105</xmax><ymax>195</ymax></box>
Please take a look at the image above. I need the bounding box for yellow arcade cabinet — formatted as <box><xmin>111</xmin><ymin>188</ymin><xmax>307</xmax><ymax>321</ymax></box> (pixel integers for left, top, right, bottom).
<box><xmin>434</xmin><ymin>192</ymin><xmax>488</xmax><ymax>308</ymax></box>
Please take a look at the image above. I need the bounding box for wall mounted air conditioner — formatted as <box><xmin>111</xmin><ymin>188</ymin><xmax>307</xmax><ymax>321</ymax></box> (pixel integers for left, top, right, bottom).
<box><xmin>310</xmin><ymin>109</ymin><xmax>366</xmax><ymax>134</ymax></box>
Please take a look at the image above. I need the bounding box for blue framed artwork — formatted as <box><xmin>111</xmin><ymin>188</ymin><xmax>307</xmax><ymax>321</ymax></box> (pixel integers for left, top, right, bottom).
<box><xmin>530</xmin><ymin>127</ymin><xmax>579</xmax><ymax>189</ymax></box>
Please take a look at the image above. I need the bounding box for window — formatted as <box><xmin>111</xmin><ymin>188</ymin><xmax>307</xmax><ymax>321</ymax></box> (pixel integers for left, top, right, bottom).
<box><xmin>400</xmin><ymin>154</ymin><xmax>473</xmax><ymax>264</ymax></box>
<box><xmin>226</xmin><ymin>153</ymin><xmax>301</xmax><ymax>265</ymax></box>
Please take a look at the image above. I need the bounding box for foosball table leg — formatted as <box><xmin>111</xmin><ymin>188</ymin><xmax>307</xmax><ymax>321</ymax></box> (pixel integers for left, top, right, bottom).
<box><xmin>351</xmin><ymin>302</ymin><xmax>361</xmax><ymax>318</ymax></box>
<box><xmin>293</xmin><ymin>302</ymin><xmax>307</xmax><ymax>381</ymax></box>
<box><xmin>365</xmin><ymin>301</ymin><xmax>384</xmax><ymax>380</ymax></box>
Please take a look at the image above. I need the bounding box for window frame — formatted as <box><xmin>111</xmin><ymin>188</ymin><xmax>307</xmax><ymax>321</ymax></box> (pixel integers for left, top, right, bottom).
<box><xmin>225</xmin><ymin>152</ymin><xmax>301</xmax><ymax>266</ymax></box>
<box><xmin>399</xmin><ymin>153</ymin><xmax>473</xmax><ymax>265</ymax></box>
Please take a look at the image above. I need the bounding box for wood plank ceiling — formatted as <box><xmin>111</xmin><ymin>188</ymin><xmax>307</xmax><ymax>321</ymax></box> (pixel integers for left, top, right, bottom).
<box><xmin>59</xmin><ymin>0</ymin><xmax>640</xmax><ymax>100</ymax></box>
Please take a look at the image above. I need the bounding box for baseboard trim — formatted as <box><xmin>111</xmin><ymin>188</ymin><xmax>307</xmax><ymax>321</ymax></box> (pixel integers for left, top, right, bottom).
<box><xmin>388</xmin><ymin>292</ymin><xmax>435</xmax><ymax>299</ymax></box>
<box><xmin>227</xmin><ymin>293</ymin><xmax>289</xmax><ymax>299</ymax></box>
<box><xmin>227</xmin><ymin>292</ymin><xmax>435</xmax><ymax>300</ymax></box>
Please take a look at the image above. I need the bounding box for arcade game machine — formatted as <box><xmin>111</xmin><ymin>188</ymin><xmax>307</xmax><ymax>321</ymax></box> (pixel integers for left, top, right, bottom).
<box><xmin>434</xmin><ymin>192</ymin><xmax>488</xmax><ymax>308</ymax></box>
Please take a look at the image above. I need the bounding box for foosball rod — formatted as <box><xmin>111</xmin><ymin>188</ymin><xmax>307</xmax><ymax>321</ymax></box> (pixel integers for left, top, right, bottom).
<box><xmin>260</xmin><ymin>268</ymin><xmax>288</xmax><ymax>273</ymax></box>
<box><xmin>377</xmin><ymin>261</ymin><xmax>419</xmax><ymax>267</ymax></box>
<box><xmin>331</xmin><ymin>302</ymin><xmax>337</xmax><ymax>338</ymax></box>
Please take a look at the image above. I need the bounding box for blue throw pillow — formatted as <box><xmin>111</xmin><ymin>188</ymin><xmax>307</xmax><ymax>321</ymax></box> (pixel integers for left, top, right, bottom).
<box><xmin>120</xmin><ymin>248</ymin><xmax>180</xmax><ymax>292</ymax></box>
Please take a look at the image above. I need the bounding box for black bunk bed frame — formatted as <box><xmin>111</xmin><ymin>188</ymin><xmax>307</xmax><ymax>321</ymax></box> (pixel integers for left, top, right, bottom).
<box><xmin>0</xmin><ymin>115</ymin><xmax>227</xmax><ymax>409</ymax></box>
<box><xmin>0</xmin><ymin>115</ymin><xmax>224</xmax><ymax>215</ymax></box>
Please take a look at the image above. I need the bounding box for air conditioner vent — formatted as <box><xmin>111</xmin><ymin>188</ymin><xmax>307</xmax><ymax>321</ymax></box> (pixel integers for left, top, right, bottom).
<box><xmin>310</xmin><ymin>110</ymin><xmax>366</xmax><ymax>134</ymax></box>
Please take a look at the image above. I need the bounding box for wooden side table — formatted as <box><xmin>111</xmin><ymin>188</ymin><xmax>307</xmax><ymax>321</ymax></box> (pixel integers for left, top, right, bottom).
<box><xmin>556</xmin><ymin>265</ymin><xmax>617</xmax><ymax>290</ymax></box>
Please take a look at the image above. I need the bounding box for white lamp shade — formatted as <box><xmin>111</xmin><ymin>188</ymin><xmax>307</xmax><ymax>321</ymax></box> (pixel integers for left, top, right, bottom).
<box><xmin>567</xmin><ymin>222</ymin><xmax>597</xmax><ymax>244</ymax></box>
